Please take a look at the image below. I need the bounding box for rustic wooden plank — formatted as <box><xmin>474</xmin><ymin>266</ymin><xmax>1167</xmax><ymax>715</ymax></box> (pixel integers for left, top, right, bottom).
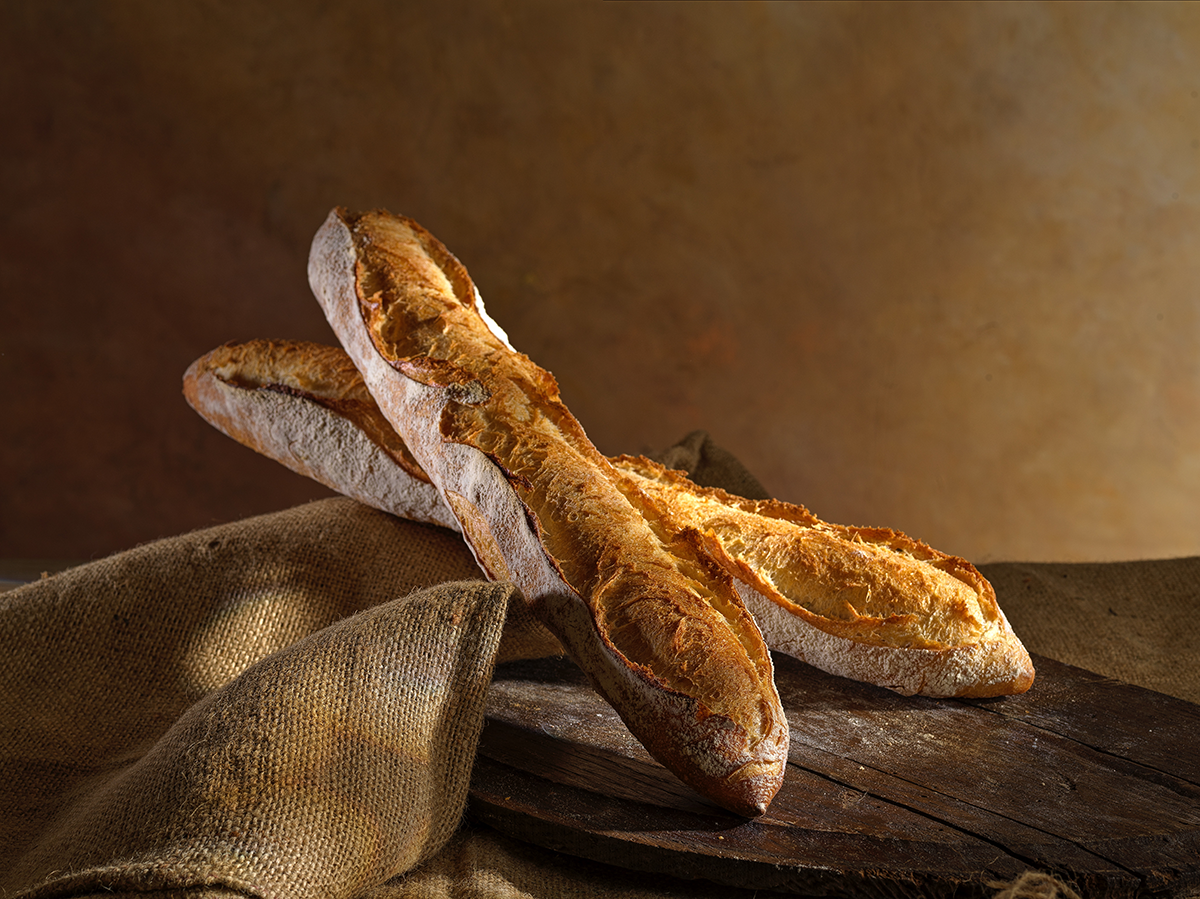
<box><xmin>969</xmin><ymin>654</ymin><xmax>1200</xmax><ymax>783</ymax></box>
<box><xmin>480</xmin><ymin>711</ymin><xmax>1035</xmax><ymax>865</ymax></box>
<box><xmin>773</xmin><ymin>654</ymin><xmax>1200</xmax><ymax>827</ymax></box>
<box><xmin>482</xmin><ymin>660</ymin><xmax>1125</xmax><ymax>878</ymax></box>
<box><xmin>471</xmin><ymin>654</ymin><xmax>1200</xmax><ymax>898</ymax></box>
<box><xmin>771</xmin><ymin>743</ymin><xmax>1137</xmax><ymax>896</ymax></box>
<box><xmin>772</xmin><ymin>653</ymin><xmax>1200</xmax><ymax>884</ymax></box>
<box><xmin>469</xmin><ymin>756</ymin><xmax>1016</xmax><ymax>899</ymax></box>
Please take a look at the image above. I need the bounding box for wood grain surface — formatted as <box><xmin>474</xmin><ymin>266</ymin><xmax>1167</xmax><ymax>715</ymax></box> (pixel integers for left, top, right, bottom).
<box><xmin>468</xmin><ymin>653</ymin><xmax>1200</xmax><ymax>898</ymax></box>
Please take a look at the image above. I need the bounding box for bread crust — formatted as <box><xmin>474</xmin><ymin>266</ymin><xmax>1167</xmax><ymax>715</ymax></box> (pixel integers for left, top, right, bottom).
<box><xmin>610</xmin><ymin>455</ymin><xmax>1035</xmax><ymax>697</ymax></box>
<box><xmin>307</xmin><ymin>208</ymin><xmax>788</xmax><ymax>816</ymax></box>
<box><xmin>182</xmin><ymin>339</ymin><xmax>460</xmax><ymax>531</ymax></box>
<box><xmin>184</xmin><ymin>338</ymin><xmax>1034</xmax><ymax>698</ymax></box>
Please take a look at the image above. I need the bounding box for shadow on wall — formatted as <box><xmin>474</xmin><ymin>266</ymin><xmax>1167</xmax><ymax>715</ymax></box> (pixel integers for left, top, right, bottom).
<box><xmin>2</xmin><ymin>0</ymin><xmax>1198</xmax><ymax>564</ymax></box>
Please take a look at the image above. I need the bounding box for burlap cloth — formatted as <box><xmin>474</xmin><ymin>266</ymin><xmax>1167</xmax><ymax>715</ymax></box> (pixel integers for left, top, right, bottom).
<box><xmin>3</xmin><ymin>432</ymin><xmax>1195</xmax><ymax>899</ymax></box>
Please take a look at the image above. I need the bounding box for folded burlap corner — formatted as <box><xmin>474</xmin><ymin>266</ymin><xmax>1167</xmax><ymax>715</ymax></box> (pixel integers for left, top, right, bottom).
<box><xmin>0</xmin><ymin>499</ymin><xmax>516</xmax><ymax>898</ymax></box>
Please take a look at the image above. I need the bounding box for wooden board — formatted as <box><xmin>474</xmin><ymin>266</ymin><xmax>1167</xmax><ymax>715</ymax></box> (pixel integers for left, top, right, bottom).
<box><xmin>468</xmin><ymin>653</ymin><xmax>1200</xmax><ymax>898</ymax></box>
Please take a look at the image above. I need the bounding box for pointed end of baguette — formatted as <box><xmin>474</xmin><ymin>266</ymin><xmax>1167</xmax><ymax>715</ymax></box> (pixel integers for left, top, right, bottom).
<box><xmin>952</xmin><ymin>629</ymin><xmax>1036</xmax><ymax>698</ymax></box>
<box><xmin>716</xmin><ymin>739</ymin><xmax>788</xmax><ymax>817</ymax></box>
<box><xmin>537</xmin><ymin>587</ymin><xmax>788</xmax><ymax>817</ymax></box>
<box><xmin>654</xmin><ymin>711</ymin><xmax>787</xmax><ymax>817</ymax></box>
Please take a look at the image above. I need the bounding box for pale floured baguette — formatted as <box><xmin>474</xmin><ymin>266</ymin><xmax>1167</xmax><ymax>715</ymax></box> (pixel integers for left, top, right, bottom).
<box><xmin>182</xmin><ymin>338</ymin><xmax>460</xmax><ymax>532</ymax></box>
<box><xmin>609</xmin><ymin>456</ymin><xmax>1035</xmax><ymax>698</ymax></box>
<box><xmin>184</xmin><ymin>337</ymin><xmax>1034</xmax><ymax>698</ymax></box>
<box><xmin>307</xmin><ymin>207</ymin><xmax>788</xmax><ymax>817</ymax></box>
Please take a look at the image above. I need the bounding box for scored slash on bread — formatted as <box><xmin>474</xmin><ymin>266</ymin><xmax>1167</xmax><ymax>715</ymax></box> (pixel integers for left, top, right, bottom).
<box><xmin>183</xmin><ymin>207</ymin><xmax>1035</xmax><ymax>815</ymax></box>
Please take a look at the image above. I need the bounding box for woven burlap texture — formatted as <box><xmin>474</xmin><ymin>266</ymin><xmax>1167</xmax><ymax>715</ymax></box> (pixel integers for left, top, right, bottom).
<box><xmin>1</xmin><ymin>499</ymin><xmax>516</xmax><ymax>898</ymax></box>
<box><xmin>3</xmin><ymin>431</ymin><xmax>1194</xmax><ymax>898</ymax></box>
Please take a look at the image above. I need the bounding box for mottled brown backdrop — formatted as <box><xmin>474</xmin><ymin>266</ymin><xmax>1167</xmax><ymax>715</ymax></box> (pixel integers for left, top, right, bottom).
<box><xmin>3</xmin><ymin>1</ymin><xmax>1198</xmax><ymax>564</ymax></box>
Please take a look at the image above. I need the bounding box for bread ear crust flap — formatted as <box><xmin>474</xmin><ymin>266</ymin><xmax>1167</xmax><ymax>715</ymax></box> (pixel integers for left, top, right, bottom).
<box><xmin>308</xmin><ymin>207</ymin><xmax>788</xmax><ymax>816</ymax></box>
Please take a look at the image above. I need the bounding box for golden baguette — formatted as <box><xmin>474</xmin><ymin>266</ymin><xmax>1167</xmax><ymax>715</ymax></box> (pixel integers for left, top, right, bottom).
<box><xmin>185</xmin><ymin>338</ymin><xmax>1034</xmax><ymax>698</ymax></box>
<box><xmin>609</xmin><ymin>456</ymin><xmax>1034</xmax><ymax>698</ymax></box>
<box><xmin>182</xmin><ymin>338</ymin><xmax>460</xmax><ymax>532</ymax></box>
<box><xmin>306</xmin><ymin>208</ymin><xmax>788</xmax><ymax>816</ymax></box>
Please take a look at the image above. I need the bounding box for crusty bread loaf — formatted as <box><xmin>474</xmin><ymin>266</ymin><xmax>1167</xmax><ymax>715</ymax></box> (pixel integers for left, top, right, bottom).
<box><xmin>184</xmin><ymin>337</ymin><xmax>1034</xmax><ymax>698</ymax></box>
<box><xmin>307</xmin><ymin>208</ymin><xmax>788</xmax><ymax>817</ymax></box>
<box><xmin>183</xmin><ymin>208</ymin><xmax>1036</xmax><ymax>809</ymax></box>
<box><xmin>182</xmin><ymin>338</ymin><xmax>459</xmax><ymax>532</ymax></box>
<box><xmin>609</xmin><ymin>455</ymin><xmax>1035</xmax><ymax>698</ymax></box>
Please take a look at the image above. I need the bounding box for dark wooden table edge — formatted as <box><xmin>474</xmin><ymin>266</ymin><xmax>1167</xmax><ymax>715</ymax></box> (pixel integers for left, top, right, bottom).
<box><xmin>472</xmin><ymin>653</ymin><xmax>1200</xmax><ymax>899</ymax></box>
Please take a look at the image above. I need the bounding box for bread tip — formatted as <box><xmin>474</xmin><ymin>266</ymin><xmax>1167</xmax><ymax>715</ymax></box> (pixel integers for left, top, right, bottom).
<box><xmin>715</xmin><ymin>757</ymin><xmax>786</xmax><ymax>818</ymax></box>
<box><xmin>722</xmin><ymin>782</ymin><xmax>776</xmax><ymax>818</ymax></box>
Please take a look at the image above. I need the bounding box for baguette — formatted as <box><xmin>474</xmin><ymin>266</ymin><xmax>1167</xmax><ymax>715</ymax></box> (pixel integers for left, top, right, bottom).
<box><xmin>307</xmin><ymin>208</ymin><xmax>788</xmax><ymax>817</ymax></box>
<box><xmin>184</xmin><ymin>338</ymin><xmax>1034</xmax><ymax>697</ymax></box>
<box><xmin>609</xmin><ymin>456</ymin><xmax>1034</xmax><ymax>698</ymax></box>
<box><xmin>182</xmin><ymin>338</ymin><xmax>459</xmax><ymax>532</ymax></box>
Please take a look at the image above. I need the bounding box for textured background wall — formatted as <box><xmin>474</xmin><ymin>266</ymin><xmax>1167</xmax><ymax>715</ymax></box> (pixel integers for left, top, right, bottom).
<box><xmin>3</xmin><ymin>1</ymin><xmax>1199</xmax><ymax>564</ymax></box>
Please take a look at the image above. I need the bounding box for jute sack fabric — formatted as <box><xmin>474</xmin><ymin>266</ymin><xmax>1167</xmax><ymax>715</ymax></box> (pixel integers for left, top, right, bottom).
<box><xmin>0</xmin><ymin>431</ymin><xmax>751</xmax><ymax>898</ymax></box>
<box><xmin>979</xmin><ymin>557</ymin><xmax>1200</xmax><ymax>704</ymax></box>
<box><xmin>0</xmin><ymin>499</ymin><xmax>522</xmax><ymax>897</ymax></box>
<box><xmin>2</xmin><ymin>431</ymin><xmax>1196</xmax><ymax>899</ymax></box>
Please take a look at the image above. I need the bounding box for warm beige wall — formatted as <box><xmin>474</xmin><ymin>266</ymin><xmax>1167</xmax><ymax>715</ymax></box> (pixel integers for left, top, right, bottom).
<box><xmin>3</xmin><ymin>1</ymin><xmax>1198</xmax><ymax>563</ymax></box>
